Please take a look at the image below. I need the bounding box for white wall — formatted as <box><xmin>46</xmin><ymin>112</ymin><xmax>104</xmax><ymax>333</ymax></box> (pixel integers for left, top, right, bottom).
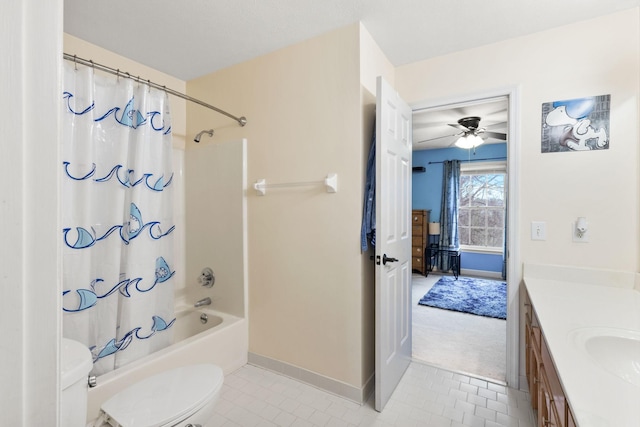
<box><xmin>0</xmin><ymin>0</ymin><xmax>63</xmax><ymax>424</ymax></box>
<box><xmin>396</xmin><ymin>9</ymin><xmax>639</xmax><ymax>274</ymax></box>
<box><xmin>396</xmin><ymin>8</ymin><xmax>640</xmax><ymax>384</ymax></box>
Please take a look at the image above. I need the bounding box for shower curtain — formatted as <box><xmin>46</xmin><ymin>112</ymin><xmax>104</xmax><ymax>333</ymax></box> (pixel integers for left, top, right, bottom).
<box><xmin>61</xmin><ymin>63</ymin><xmax>176</xmax><ymax>375</ymax></box>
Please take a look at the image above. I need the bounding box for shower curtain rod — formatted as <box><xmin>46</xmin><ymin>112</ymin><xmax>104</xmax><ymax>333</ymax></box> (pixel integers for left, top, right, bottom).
<box><xmin>63</xmin><ymin>53</ymin><xmax>247</xmax><ymax>127</ymax></box>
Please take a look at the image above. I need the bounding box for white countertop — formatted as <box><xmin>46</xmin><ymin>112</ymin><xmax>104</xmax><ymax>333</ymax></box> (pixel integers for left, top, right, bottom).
<box><xmin>524</xmin><ymin>264</ymin><xmax>640</xmax><ymax>427</ymax></box>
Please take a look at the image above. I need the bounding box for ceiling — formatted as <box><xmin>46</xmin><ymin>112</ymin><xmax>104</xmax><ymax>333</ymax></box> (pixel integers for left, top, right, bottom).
<box><xmin>64</xmin><ymin>1</ymin><xmax>638</xmax><ymax>152</ymax></box>
<box><xmin>413</xmin><ymin>97</ymin><xmax>508</xmax><ymax>151</ymax></box>
<box><xmin>63</xmin><ymin>1</ymin><xmax>640</xmax><ymax>81</ymax></box>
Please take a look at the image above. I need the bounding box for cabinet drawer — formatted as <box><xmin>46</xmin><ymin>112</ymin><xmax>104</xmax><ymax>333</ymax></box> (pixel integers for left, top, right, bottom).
<box><xmin>567</xmin><ymin>407</ymin><xmax>577</xmax><ymax>427</ymax></box>
<box><xmin>412</xmin><ymin>256</ymin><xmax>423</xmax><ymax>266</ymax></box>
<box><xmin>412</xmin><ymin>237</ymin><xmax>424</xmax><ymax>246</ymax></box>
<box><xmin>412</xmin><ymin>214</ymin><xmax>424</xmax><ymax>224</ymax></box>
<box><xmin>542</xmin><ymin>336</ymin><xmax>566</xmax><ymax>425</ymax></box>
<box><xmin>412</xmin><ymin>246</ymin><xmax>424</xmax><ymax>256</ymax></box>
<box><xmin>412</xmin><ymin>225</ymin><xmax>424</xmax><ymax>236</ymax></box>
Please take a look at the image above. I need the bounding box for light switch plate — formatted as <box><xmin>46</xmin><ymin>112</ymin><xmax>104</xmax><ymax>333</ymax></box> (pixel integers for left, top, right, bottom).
<box><xmin>531</xmin><ymin>221</ymin><xmax>546</xmax><ymax>240</ymax></box>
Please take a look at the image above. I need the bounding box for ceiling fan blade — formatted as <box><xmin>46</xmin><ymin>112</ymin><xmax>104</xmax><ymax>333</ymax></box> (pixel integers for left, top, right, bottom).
<box><xmin>482</xmin><ymin>131</ymin><xmax>507</xmax><ymax>140</ymax></box>
<box><xmin>416</xmin><ymin>133</ymin><xmax>460</xmax><ymax>143</ymax></box>
<box><xmin>448</xmin><ymin>123</ymin><xmax>469</xmax><ymax>131</ymax></box>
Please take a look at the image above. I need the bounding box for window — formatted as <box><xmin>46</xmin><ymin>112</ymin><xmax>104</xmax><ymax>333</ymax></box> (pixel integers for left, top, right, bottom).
<box><xmin>458</xmin><ymin>162</ymin><xmax>506</xmax><ymax>251</ymax></box>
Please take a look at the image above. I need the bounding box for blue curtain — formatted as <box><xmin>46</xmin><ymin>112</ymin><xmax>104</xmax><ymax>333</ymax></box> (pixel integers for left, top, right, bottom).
<box><xmin>361</xmin><ymin>124</ymin><xmax>376</xmax><ymax>252</ymax></box>
<box><xmin>438</xmin><ymin>160</ymin><xmax>460</xmax><ymax>270</ymax></box>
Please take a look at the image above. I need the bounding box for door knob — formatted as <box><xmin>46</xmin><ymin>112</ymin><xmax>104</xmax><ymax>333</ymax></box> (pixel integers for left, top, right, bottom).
<box><xmin>383</xmin><ymin>254</ymin><xmax>398</xmax><ymax>265</ymax></box>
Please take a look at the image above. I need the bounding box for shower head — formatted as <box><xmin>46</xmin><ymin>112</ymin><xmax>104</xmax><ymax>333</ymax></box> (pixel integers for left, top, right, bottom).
<box><xmin>194</xmin><ymin>129</ymin><xmax>214</xmax><ymax>143</ymax></box>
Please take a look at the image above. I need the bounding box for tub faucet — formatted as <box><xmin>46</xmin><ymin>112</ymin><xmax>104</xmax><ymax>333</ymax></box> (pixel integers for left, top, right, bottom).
<box><xmin>194</xmin><ymin>297</ymin><xmax>211</xmax><ymax>308</ymax></box>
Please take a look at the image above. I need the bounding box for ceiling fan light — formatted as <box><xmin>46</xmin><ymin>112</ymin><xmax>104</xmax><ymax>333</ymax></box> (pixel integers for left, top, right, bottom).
<box><xmin>469</xmin><ymin>134</ymin><xmax>485</xmax><ymax>147</ymax></box>
<box><xmin>455</xmin><ymin>135</ymin><xmax>474</xmax><ymax>149</ymax></box>
<box><xmin>455</xmin><ymin>134</ymin><xmax>484</xmax><ymax>149</ymax></box>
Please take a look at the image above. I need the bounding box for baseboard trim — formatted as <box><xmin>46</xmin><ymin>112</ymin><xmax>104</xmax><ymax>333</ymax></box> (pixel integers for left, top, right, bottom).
<box><xmin>460</xmin><ymin>268</ymin><xmax>504</xmax><ymax>280</ymax></box>
<box><xmin>248</xmin><ymin>352</ymin><xmax>370</xmax><ymax>404</ymax></box>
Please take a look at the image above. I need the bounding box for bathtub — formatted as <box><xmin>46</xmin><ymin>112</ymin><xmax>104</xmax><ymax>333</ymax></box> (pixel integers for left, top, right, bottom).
<box><xmin>86</xmin><ymin>307</ymin><xmax>248</xmax><ymax>422</ymax></box>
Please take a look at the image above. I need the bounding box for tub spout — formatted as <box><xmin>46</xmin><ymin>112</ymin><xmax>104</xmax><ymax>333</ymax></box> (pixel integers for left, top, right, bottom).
<box><xmin>194</xmin><ymin>297</ymin><xmax>211</xmax><ymax>308</ymax></box>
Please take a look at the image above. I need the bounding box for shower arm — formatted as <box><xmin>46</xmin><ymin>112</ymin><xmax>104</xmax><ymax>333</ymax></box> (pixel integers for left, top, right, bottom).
<box><xmin>194</xmin><ymin>129</ymin><xmax>214</xmax><ymax>143</ymax></box>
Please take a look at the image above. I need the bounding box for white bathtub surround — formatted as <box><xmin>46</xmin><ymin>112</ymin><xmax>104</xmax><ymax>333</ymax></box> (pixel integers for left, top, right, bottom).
<box><xmin>86</xmin><ymin>307</ymin><xmax>247</xmax><ymax>422</ymax></box>
<box><xmin>523</xmin><ymin>263</ymin><xmax>640</xmax><ymax>427</ymax></box>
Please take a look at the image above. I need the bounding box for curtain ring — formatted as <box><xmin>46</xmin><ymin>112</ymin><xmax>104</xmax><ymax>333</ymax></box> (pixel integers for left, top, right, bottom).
<box><xmin>73</xmin><ymin>55</ymin><xmax>77</xmax><ymax>70</ymax></box>
<box><xmin>116</xmin><ymin>69</ymin><xmax>120</xmax><ymax>82</ymax></box>
<box><xmin>147</xmin><ymin>79</ymin><xmax>151</xmax><ymax>92</ymax></box>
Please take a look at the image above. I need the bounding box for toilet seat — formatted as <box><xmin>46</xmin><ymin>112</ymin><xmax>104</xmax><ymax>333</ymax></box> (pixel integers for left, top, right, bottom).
<box><xmin>99</xmin><ymin>364</ymin><xmax>223</xmax><ymax>427</ymax></box>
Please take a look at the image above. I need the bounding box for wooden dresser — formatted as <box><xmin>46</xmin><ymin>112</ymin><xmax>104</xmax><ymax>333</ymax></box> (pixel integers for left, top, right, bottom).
<box><xmin>411</xmin><ymin>209</ymin><xmax>430</xmax><ymax>275</ymax></box>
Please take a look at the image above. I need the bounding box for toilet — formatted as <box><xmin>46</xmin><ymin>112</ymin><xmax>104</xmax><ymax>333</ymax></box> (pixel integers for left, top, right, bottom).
<box><xmin>61</xmin><ymin>338</ymin><xmax>94</xmax><ymax>427</ymax></box>
<box><xmin>61</xmin><ymin>338</ymin><xmax>224</xmax><ymax>427</ymax></box>
<box><xmin>94</xmin><ymin>364</ymin><xmax>223</xmax><ymax>427</ymax></box>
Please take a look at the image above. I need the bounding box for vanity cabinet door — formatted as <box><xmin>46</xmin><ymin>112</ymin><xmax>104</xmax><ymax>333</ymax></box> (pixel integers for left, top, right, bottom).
<box><xmin>542</xmin><ymin>335</ymin><xmax>566</xmax><ymax>425</ymax></box>
<box><xmin>525</xmin><ymin>289</ymin><xmax>572</xmax><ymax>427</ymax></box>
<box><xmin>526</xmin><ymin>324</ymin><xmax>539</xmax><ymax>410</ymax></box>
<box><xmin>567</xmin><ymin>407</ymin><xmax>576</xmax><ymax>427</ymax></box>
<box><xmin>538</xmin><ymin>365</ymin><xmax>561</xmax><ymax>427</ymax></box>
<box><xmin>525</xmin><ymin>292</ymin><xmax>540</xmax><ymax>410</ymax></box>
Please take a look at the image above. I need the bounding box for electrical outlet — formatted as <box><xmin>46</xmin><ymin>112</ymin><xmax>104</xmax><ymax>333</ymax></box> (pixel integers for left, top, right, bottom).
<box><xmin>531</xmin><ymin>221</ymin><xmax>546</xmax><ymax>241</ymax></box>
<box><xmin>572</xmin><ymin>221</ymin><xmax>589</xmax><ymax>242</ymax></box>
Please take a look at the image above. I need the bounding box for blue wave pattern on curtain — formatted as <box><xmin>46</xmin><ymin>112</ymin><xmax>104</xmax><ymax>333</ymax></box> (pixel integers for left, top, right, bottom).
<box><xmin>438</xmin><ymin>160</ymin><xmax>460</xmax><ymax>271</ymax></box>
<box><xmin>61</xmin><ymin>63</ymin><xmax>176</xmax><ymax>375</ymax></box>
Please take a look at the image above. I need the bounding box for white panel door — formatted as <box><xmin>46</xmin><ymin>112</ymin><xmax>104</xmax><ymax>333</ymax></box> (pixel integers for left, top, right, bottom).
<box><xmin>375</xmin><ymin>76</ymin><xmax>412</xmax><ymax>411</ymax></box>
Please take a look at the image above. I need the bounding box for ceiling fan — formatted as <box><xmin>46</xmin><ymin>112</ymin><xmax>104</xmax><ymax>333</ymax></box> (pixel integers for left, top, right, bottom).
<box><xmin>417</xmin><ymin>116</ymin><xmax>507</xmax><ymax>147</ymax></box>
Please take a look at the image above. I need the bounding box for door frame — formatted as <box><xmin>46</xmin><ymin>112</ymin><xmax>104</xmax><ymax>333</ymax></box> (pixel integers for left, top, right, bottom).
<box><xmin>410</xmin><ymin>85</ymin><xmax>521</xmax><ymax>388</ymax></box>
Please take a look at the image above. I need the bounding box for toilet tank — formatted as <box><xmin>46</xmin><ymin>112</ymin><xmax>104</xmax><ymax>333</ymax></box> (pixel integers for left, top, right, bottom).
<box><xmin>61</xmin><ymin>338</ymin><xmax>93</xmax><ymax>427</ymax></box>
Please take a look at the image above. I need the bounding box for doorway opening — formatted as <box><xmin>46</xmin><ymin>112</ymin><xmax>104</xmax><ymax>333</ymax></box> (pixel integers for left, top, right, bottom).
<box><xmin>410</xmin><ymin>90</ymin><xmax>519</xmax><ymax>386</ymax></box>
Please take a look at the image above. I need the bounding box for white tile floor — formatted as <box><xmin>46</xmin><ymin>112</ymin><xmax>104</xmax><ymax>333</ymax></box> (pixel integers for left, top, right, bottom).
<box><xmin>209</xmin><ymin>362</ymin><xmax>535</xmax><ymax>427</ymax></box>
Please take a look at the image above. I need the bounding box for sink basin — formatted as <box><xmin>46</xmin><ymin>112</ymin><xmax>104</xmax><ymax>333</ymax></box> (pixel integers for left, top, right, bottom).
<box><xmin>569</xmin><ymin>327</ymin><xmax>640</xmax><ymax>387</ymax></box>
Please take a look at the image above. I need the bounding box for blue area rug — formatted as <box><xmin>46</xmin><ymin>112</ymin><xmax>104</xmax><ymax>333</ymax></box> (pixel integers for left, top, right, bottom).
<box><xmin>418</xmin><ymin>276</ymin><xmax>507</xmax><ymax>319</ymax></box>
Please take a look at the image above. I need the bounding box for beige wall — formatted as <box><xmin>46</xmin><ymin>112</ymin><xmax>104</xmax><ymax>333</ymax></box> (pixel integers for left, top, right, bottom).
<box><xmin>396</xmin><ymin>9</ymin><xmax>640</xmax><ymax>273</ymax></box>
<box><xmin>188</xmin><ymin>24</ymin><xmax>370</xmax><ymax>389</ymax></box>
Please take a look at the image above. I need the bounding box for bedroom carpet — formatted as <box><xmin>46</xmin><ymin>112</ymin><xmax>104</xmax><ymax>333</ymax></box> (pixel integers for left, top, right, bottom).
<box><xmin>418</xmin><ymin>275</ymin><xmax>507</xmax><ymax>319</ymax></box>
<box><xmin>412</xmin><ymin>273</ymin><xmax>507</xmax><ymax>382</ymax></box>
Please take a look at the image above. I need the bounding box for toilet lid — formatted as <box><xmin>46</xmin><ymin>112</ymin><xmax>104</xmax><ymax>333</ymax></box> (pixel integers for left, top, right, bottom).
<box><xmin>101</xmin><ymin>364</ymin><xmax>223</xmax><ymax>427</ymax></box>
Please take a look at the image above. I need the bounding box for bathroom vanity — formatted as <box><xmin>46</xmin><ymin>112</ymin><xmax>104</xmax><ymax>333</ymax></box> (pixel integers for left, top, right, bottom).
<box><xmin>524</xmin><ymin>289</ymin><xmax>576</xmax><ymax>426</ymax></box>
<box><xmin>523</xmin><ymin>264</ymin><xmax>640</xmax><ymax>427</ymax></box>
